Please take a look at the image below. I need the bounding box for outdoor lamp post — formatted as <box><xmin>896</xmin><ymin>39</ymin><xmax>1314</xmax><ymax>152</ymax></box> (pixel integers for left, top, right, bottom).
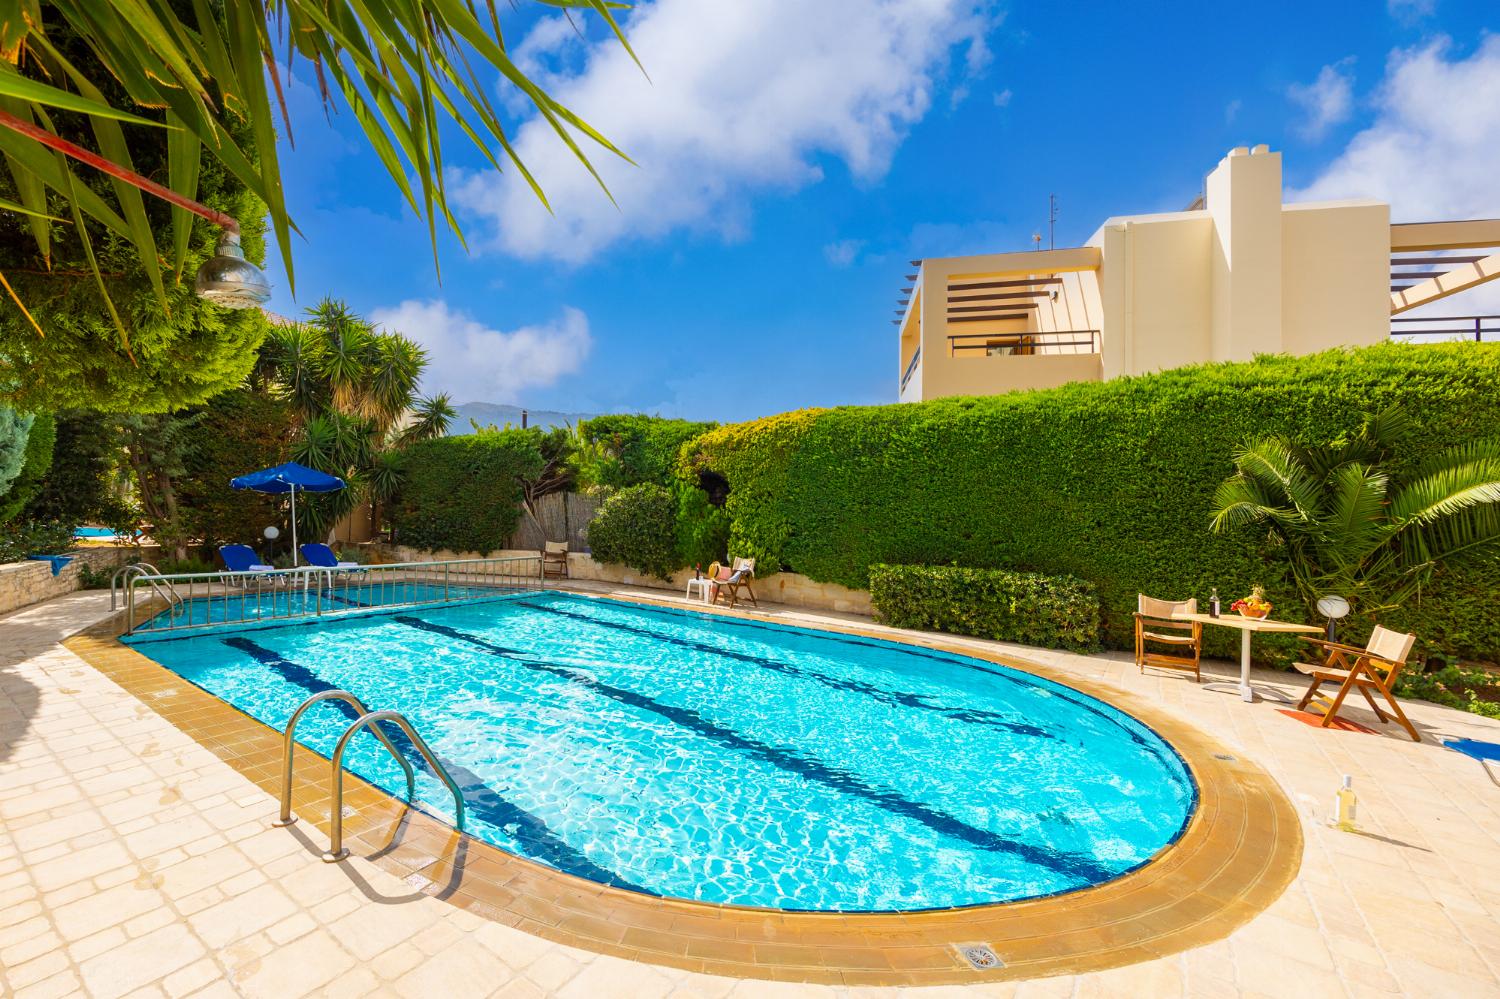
<box><xmin>0</xmin><ymin>110</ymin><xmax>272</xmax><ymax>309</ymax></box>
<box><xmin>1317</xmin><ymin>595</ymin><xmax>1352</xmax><ymax>641</ymax></box>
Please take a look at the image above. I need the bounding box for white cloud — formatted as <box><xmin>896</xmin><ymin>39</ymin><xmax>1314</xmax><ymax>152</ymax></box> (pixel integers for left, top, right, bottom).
<box><xmin>1224</xmin><ymin>97</ymin><xmax>1242</xmax><ymax>124</ymax></box>
<box><xmin>1287</xmin><ymin>59</ymin><xmax>1356</xmax><ymax>140</ymax></box>
<box><xmin>370</xmin><ymin>301</ymin><xmax>592</xmax><ymax>403</ymax></box>
<box><xmin>823</xmin><ymin>239</ymin><xmax>865</xmax><ymax>267</ymax></box>
<box><xmin>1388</xmin><ymin>0</ymin><xmax>1435</xmax><ymax>22</ymax></box>
<box><xmin>1290</xmin><ymin>38</ymin><xmax>1500</xmax><ymax>220</ymax></box>
<box><xmin>992</xmin><ymin>87</ymin><xmax>1013</xmax><ymax>108</ymax></box>
<box><xmin>1290</xmin><ymin>37</ymin><xmax>1500</xmax><ymax>313</ymax></box>
<box><xmin>452</xmin><ymin>0</ymin><xmax>996</xmax><ymax>263</ymax></box>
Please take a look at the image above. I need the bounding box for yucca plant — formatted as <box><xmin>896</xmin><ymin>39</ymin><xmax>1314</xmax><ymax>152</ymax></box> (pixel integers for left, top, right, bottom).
<box><xmin>0</xmin><ymin>0</ymin><xmax>633</xmax><ymax>338</ymax></box>
<box><xmin>1210</xmin><ymin>406</ymin><xmax>1500</xmax><ymax>619</ymax></box>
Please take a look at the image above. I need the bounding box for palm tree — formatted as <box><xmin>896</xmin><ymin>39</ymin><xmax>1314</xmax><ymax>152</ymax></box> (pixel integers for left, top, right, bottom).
<box><xmin>0</xmin><ymin>1</ymin><xmax>634</xmax><ymax>325</ymax></box>
<box><xmin>266</xmin><ymin>298</ymin><xmax>450</xmax><ymax>539</ymax></box>
<box><xmin>1210</xmin><ymin>407</ymin><xmax>1500</xmax><ymax>619</ymax></box>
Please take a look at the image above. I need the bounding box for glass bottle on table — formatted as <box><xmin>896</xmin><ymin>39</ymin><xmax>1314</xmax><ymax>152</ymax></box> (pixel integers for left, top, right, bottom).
<box><xmin>1209</xmin><ymin>588</ymin><xmax>1220</xmax><ymax>618</ymax></box>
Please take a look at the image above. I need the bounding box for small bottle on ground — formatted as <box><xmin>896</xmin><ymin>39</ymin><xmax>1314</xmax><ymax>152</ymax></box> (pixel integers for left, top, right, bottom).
<box><xmin>1332</xmin><ymin>774</ymin><xmax>1357</xmax><ymax>831</ymax></box>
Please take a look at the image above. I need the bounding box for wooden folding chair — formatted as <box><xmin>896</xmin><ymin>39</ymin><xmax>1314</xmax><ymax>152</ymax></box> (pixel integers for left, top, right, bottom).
<box><xmin>714</xmin><ymin>557</ymin><xmax>758</xmax><ymax>609</ymax></box>
<box><xmin>541</xmin><ymin>541</ymin><xmax>569</xmax><ymax>578</ymax></box>
<box><xmin>1134</xmin><ymin>595</ymin><xmax>1202</xmax><ymax>681</ymax></box>
<box><xmin>1295</xmin><ymin>625</ymin><xmax>1420</xmax><ymax>742</ymax></box>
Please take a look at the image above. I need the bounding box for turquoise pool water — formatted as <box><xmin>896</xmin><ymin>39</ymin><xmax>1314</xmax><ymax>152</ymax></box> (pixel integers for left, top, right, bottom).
<box><xmin>124</xmin><ymin>592</ymin><xmax>1196</xmax><ymax>911</ymax></box>
<box><xmin>131</xmin><ymin>581</ymin><xmax>506</xmax><ymax>631</ymax></box>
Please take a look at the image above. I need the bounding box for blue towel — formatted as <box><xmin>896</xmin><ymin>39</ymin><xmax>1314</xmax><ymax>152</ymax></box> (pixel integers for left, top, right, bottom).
<box><xmin>1444</xmin><ymin>738</ymin><xmax>1500</xmax><ymax>763</ymax></box>
<box><xmin>28</xmin><ymin>555</ymin><xmax>73</xmax><ymax>576</ymax></box>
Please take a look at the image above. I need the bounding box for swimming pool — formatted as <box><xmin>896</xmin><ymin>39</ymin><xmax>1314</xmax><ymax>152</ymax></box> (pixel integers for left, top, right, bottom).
<box><xmin>125</xmin><ymin>591</ymin><xmax>1196</xmax><ymax>912</ymax></box>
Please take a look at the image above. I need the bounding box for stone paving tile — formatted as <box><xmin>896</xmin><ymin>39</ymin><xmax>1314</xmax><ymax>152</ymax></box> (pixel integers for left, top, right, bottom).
<box><xmin>3</xmin><ymin>588</ymin><xmax>1500</xmax><ymax>997</ymax></box>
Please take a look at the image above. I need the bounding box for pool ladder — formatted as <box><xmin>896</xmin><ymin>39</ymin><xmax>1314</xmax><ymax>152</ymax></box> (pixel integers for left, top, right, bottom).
<box><xmin>276</xmin><ymin>690</ymin><xmax>467</xmax><ymax>862</ymax></box>
<box><xmin>112</xmin><ymin>562</ymin><xmax>185</xmax><ymax>623</ymax></box>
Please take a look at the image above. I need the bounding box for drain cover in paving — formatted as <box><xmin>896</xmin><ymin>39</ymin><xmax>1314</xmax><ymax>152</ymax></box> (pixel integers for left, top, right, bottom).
<box><xmin>954</xmin><ymin>943</ymin><xmax>1004</xmax><ymax>970</ymax></box>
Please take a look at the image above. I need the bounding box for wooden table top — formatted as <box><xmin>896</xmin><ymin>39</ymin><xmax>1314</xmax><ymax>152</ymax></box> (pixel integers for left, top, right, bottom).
<box><xmin>1174</xmin><ymin>612</ymin><xmax>1321</xmax><ymax>634</ymax></box>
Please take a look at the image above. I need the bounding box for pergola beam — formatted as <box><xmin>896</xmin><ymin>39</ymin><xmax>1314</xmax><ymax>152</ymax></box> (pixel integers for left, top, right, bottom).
<box><xmin>1391</xmin><ymin>251</ymin><xmax>1500</xmax><ymax>314</ymax></box>
<box><xmin>1390</xmin><ymin>220</ymin><xmax>1500</xmax><ymax>252</ymax></box>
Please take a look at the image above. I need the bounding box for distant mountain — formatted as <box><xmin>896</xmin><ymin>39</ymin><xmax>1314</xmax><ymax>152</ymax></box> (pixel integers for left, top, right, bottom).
<box><xmin>449</xmin><ymin>402</ymin><xmax>597</xmax><ymax>434</ymax></box>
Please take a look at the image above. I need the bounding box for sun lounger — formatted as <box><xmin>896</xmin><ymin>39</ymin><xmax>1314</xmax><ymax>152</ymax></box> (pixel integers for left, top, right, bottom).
<box><xmin>219</xmin><ymin>544</ymin><xmax>277</xmax><ymax>587</ymax></box>
<box><xmin>300</xmin><ymin>543</ymin><xmax>364</xmax><ymax>570</ymax></box>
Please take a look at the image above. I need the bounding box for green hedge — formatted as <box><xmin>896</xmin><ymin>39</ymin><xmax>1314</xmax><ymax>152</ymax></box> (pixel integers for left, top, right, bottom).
<box><xmin>682</xmin><ymin>344</ymin><xmax>1500</xmax><ymax>665</ymax></box>
<box><xmin>587</xmin><ymin>483</ymin><xmax>682</xmax><ymax>580</ymax></box>
<box><xmin>870</xmin><ymin>564</ymin><xmax>1101</xmax><ymax>652</ymax></box>
<box><xmin>578</xmin><ymin>414</ymin><xmax>716</xmax><ymax>488</ymax></box>
<box><xmin>389</xmin><ymin>429</ymin><xmax>541</xmax><ymax>553</ymax></box>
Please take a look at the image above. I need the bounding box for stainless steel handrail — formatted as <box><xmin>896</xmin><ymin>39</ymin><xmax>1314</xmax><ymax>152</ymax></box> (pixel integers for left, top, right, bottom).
<box><xmin>111</xmin><ymin>561</ymin><xmax>161</xmax><ymax>610</ymax></box>
<box><xmin>121</xmin><ymin>554</ymin><xmax>544</xmax><ymax>636</ymax></box>
<box><xmin>120</xmin><ymin>563</ymin><xmax>184</xmax><ymax>630</ymax></box>
<box><xmin>274</xmin><ymin>690</ymin><xmax>416</xmax><ymax>828</ymax></box>
<box><xmin>324</xmin><ymin>709</ymin><xmax>467</xmax><ymax>862</ymax></box>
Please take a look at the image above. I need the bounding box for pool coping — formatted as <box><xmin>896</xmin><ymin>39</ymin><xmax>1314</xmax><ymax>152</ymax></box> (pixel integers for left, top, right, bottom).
<box><xmin>62</xmin><ymin>589</ymin><xmax>1303</xmax><ymax>987</ymax></box>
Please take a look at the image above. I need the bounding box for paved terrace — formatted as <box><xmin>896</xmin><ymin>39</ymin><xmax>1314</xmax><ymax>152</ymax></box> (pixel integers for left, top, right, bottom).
<box><xmin>2</xmin><ymin>585</ymin><xmax>1499</xmax><ymax>998</ymax></box>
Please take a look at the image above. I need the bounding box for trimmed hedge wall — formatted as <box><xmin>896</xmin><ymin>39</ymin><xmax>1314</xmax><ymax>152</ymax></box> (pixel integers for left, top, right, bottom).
<box><xmin>578</xmin><ymin>414</ymin><xmax>716</xmax><ymax>488</ymax></box>
<box><xmin>681</xmin><ymin>344</ymin><xmax>1500</xmax><ymax>664</ymax></box>
<box><xmin>389</xmin><ymin>429</ymin><xmax>541</xmax><ymax>553</ymax></box>
<box><xmin>870</xmin><ymin>564</ymin><xmax>1101</xmax><ymax>652</ymax></box>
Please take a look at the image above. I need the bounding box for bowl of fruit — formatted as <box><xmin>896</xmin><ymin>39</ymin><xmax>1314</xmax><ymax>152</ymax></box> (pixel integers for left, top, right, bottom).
<box><xmin>1230</xmin><ymin>586</ymin><xmax>1272</xmax><ymax>620</ymax></box>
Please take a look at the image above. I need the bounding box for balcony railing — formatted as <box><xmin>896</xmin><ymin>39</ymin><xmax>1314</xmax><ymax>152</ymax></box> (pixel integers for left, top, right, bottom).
<box><xmin>947</xmin><ymin>330</ymin><xmax>1100</xmax><ymax>356</ymax></box>
<box><xmin>900</xmin><ymin>346</ymin><xmax>922</xmax><ymax>392</ymax></box>
<box><xmin>122</xmin><ymin>555</ymin><xmax>544</xmax><ymax>637</ymax></box>
<box><xmin>1391</xmin><ymin>315</ymin><xmax>1500</xmax><ymax>342</ymax></box>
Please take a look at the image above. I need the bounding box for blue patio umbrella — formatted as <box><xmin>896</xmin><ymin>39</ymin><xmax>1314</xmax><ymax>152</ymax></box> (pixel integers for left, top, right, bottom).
<box><xmin>230</xmin><ymin>462</ymin><xmax>346</xmax><ymax>566</ymax></box>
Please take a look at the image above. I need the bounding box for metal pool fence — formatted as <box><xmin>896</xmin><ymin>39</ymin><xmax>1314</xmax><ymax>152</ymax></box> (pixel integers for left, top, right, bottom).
<box><xmin>123</xmin><ymin>555</ymin><xmax>545</xmax><ymax>636</ymax></box>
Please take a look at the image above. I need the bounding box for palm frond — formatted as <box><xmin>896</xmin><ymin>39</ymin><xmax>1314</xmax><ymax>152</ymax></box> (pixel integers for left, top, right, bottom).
<box><xmin>0</xmin><ymin>0</ymin><xmax>635</xmax><ymax>350</ymax></box>
<box><xmin>1322</xmin><ymin>462</ymin><xmax>1390</xmax><ymax>560</ymax></box>
<box><xmin>1228</xmin><ymin>437</ymin><xmax>1324</xmax><ymax>523</ymax></box>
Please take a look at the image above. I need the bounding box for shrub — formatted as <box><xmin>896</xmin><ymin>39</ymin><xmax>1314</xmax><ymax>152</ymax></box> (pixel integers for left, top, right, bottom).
<box><xmin>587</xmin><ymin>483</ymin><xmax>682</xmax><ymax>580</ymax></box>
<box><xmin>0</xmin><ymin>409</ymin><xmax>33</xmax><ymax>496</ymax></box>
<box><xmin>870</xmin><ymin>564</ymin><xmax>1101</xmax><ymax>652</ymax></box>
<box><xmin>1397</xmin><ymin>662</ymin><xmax>1500</xmax><ymax>720</ymax></box>
<box><xmin>0</xmin><ymin>414</ymin><xmax>55</xmax><ymax>523</ymax></box>
<box><xmin>388</xmin><ymin>429</ymin><xmax>542</xmax><ymax>553</ymax></box>
<box><xmin>578</xmin><ymin>414</ymin><xmax>716</xmax><ymax>489</ymax></box>
<box><xmin>22</xmin><ymin>410</ymin><xmax>132</xmax><ymax>529</ymax></box>
<box><xmin>175</xmin><ymin>390</ymin><xmax>296</xmax><ymax>550</ymax></box>
<box><xmin>674</xmin><ymin>480</ymin><xmax>730</xmax><ymax>571</ymax></box>
<box><xmin>0</xmin><ymin>521</ymin><xmax>73</xmax><ymax>562</ymax></box>
<box><xmin>682</xmin><ymin>344</ymin><xmax>1500</xmax><ymax>666</ymax></box>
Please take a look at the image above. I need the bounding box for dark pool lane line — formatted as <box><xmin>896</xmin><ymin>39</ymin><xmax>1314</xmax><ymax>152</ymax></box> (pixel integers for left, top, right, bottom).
<box><xmin>514</xmin><ymin>599</ymin><xmax>1055</xmax><ymax>741</ymax></box>
<box><xmin>570</xmin><ymin>595</ymin><xmax>1192</xmax><ymax>786</ymax></box>
<box><xmin>395</xmin><ymin>615</ymin><xmax>1116</xmax><ymax>887</ymax></box>
<box><xmin>221</xmin><ymin>636</ymin><xmax>650</xmax><ymax>893</ymax></box>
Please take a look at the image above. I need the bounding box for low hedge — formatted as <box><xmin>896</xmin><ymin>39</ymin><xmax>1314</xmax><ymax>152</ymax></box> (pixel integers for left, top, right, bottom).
<box><xmin>389</xmin><ymin>429</ymin><xmax>541</xmax><ymax>553</ymax></box>
<box><xmin>870</xmin><ymin>564</ymin><xmax>1101</xmax><ymax>652</ymax></box>
<box><xmin>682</xmin><ymin>343</ymin><xmax>1500</xmax><ymax>665</ymax></box>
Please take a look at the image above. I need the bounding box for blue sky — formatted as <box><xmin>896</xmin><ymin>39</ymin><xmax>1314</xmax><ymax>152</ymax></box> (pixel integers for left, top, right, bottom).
<box><xmin>264</xmin><ymin>0</ymin><xmax>1500</xmax><ymax>423</ymax></box>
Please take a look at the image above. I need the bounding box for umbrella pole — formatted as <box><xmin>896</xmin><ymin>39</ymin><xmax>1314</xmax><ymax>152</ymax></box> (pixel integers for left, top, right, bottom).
<box><xmin>290</xmin><ymin>485</ymin><xmax>298</xmax><ymax>566</ymax></box>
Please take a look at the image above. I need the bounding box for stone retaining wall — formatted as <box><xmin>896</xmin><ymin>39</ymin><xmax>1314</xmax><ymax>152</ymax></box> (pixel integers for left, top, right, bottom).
<box><xmin>0</xmin><ymin>546</ymin><xmax>154</xmax><ymax>618</ymax></box>
<box><xmin>361</xmin><ymin>543</ymin><xmax>872</xmax><ymax>616</ymax></box>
